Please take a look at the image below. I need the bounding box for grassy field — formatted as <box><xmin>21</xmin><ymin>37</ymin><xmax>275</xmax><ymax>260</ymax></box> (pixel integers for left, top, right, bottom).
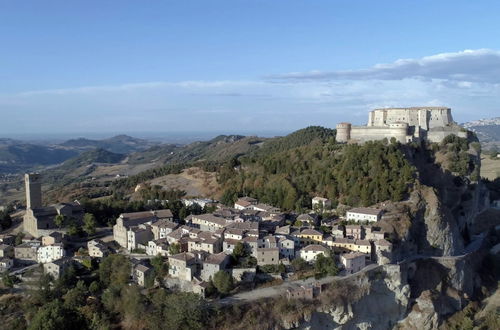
<box><xmin>481</xmin><ymin>156</ymin><xmax>500</xmax><ymax>180</ymax></box>
<box><xmin>145</xmin><ymin>167</ymin><xmax>220</xmax><ymax>199</ymax></box>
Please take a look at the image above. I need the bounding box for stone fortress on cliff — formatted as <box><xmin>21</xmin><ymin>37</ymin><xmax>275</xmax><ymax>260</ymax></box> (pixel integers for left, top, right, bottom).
<box><xmin>336</xmin><ymin>107</ymin><xmax>467</xmax><ymax>144</ymax></box>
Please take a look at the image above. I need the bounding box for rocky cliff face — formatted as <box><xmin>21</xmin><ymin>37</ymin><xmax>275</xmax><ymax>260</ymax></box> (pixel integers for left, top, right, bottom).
<box><xmin>288</xmin><ymin>248</ymin><xmax>490</xmax><ymax>330</ymax></box>
<box><xmin>377</xmin><ymin>139</ymin><xmax>490</xmax><ymax>261</ymax></box>
<box><xmin>290</xmin><ymin>140</ymin><xmax>497</xmax><ymax>329</ymax></box>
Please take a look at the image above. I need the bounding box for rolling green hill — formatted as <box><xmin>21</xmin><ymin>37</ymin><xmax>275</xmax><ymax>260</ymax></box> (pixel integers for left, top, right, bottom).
<box><xmin>60</xmin><ymin>134</ymin><xmax>158</xmax><ymax>154</ymax></box>
<box><xmin>0</xmin><ymin>144</ymin><xmax>78</xmax><ymax>174</ymax></box>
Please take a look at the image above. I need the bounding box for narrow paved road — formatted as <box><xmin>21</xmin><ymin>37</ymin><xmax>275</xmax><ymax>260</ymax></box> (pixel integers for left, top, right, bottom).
<box><xmin>218</xmin><ymin>264</ymin><xmax>380</xmax><ymax>305</ymax></box>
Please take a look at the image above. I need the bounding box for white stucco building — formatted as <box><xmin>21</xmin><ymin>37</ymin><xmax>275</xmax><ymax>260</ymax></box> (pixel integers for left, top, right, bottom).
<box><xmin>37</xmin><ymin>244</ymin><xmax>65</xmax><ymax>263</ymax></box>
<box><xmin>346</xmin><ymin>207</ymin><xmax>382</xmax><ymax>223</ymax></box>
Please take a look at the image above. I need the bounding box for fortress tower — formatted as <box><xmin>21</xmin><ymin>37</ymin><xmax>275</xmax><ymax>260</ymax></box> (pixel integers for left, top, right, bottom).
<box><xmin>336</xmin><ymin>122</ymin><xmax>351</xmax><ymax>143</ymax></box>
<box><xmin>25</xmin><ymin>173</ymin><xmax>42</xmax><ymax>209</ymax></box>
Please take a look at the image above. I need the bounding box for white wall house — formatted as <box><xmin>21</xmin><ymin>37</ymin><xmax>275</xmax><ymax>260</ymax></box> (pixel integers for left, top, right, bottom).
<box><xmin>299</xmin><ymin>244</ymin><xmax>329</xmax><ymax>262</ymax></box>
<box><xmin>312</xmin><ymin>197</ymin><xmax>332</xmax><ymax>210</ymax></box>
<box><xmin>346</xmin><ymin>207</ymin><xmax>382</xmax><ymax>223</ymax></box>
<box><xmin>37</xmin><ymin>244</ymin><xmax>65</xmax><ymax>263</ymax></box>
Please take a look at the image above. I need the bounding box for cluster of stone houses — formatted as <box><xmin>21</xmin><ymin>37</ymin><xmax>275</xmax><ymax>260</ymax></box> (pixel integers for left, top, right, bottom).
<box><xmin>9</xmin><ymin>173</ymin><xmax>395</xmax><ymax>295</ymax></box>
<box><xmin>0</xmin><ymin>232</ymin><xmax>68</xmax><ymax>278</ymax></box>
<box><xmin>110</xmin><ymin>197</ymin><xmax>393</xmax><ymax>294</ymax></box>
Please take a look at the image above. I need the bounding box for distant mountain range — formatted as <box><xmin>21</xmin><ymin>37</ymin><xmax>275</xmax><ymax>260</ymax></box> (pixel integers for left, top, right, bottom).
<box><xmin>59</xmin><ymin>134</ymin><xmax>159</xmax><ymax>154</ymax></box>
<box><xmin>462</xmin><ymin>117</ymin><xmax>500</xmax><ymax>143</ymax></box>
<box><xmin>0</xmin><ymin>135</ymin><xmax>158</xmax><ymax>174</ymax></box>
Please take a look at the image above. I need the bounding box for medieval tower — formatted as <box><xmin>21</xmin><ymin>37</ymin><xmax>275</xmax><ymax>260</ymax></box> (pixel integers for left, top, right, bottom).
<box><xmin>25</xmin><ymin>173</ymin><xmax>42</xmax><ymax>209</ymax></box>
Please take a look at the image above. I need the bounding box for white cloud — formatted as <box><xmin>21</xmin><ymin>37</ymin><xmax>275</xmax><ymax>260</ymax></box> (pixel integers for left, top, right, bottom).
<box><xmin>1</xmin><ymin>49</ymin><xmax>499</xmax><ymax>135</ymax></box>
<box><xmin>268</xmin><ymin>49</ymin><xmax>500</xmax><ymax>83</ymax></box>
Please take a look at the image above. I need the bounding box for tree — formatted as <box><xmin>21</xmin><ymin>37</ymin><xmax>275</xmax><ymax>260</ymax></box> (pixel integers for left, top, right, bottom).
<box><xmin>168</xmin><ymin>243</ymin><xmax>181</xmax><ymax>255</ymax></box>
<box><xmin>315</xmin><ymin>253</ymin><xmax>338</xmax><ymax>277</ymax></box>
<box><xmin>28</xmin><ymin>300</ymin><xmax>86</xmax><ymax>330</ymax></box>
<box><xmin>291</xmin><ymin>257</ymin><xmax>307</xmax><ymax>271</ymax></box>
<box><xmin>150</xmin><ymin>255</ymin><xmax>168</xmax><ymax>278</ymax></box>
<box><xmin>63</xmin><ymin>281</ymin><xmax>87</xmax><ymax>310</ymax></box>
<box><xmin>14</xmin><ymin>232</ymin><xmax>24</xmax><ymax>246</ymax></box>
<box><xmin>67</xmin><ymin>219</ymin><xmax>81</xmax><ymax>236</ymax></box>
<box><xmin>213</xmin><ymin>270</ymin><xmax>233</xmax><ymax>294</ymax></box>
<box><xmin>278</xmin><ymin>263</ymin><xmax>286</xmax><ymax>273</ymax></box>
<box><xmin>1</xmin><ymin>271</ymin><xmax>15</xmax><ymax>288</ymax></box>
<box><xmin>232</xmin><ymin>242</ymin><xmax>247</xmax><ymax>259</ymax></box>
<box><xmin>54</xmin><ymin>214</ymin><xmax>66</xmax><ymax>229</ymax></box>
<box><xmin>148</xmin><ymin>291</ymin><xmax>207</xmax><ymax>330</ymax></box>
<box><xmin>98</xmin><ymin>254</ymin><xmax>131</xmax><ymax>288</ymax></box>
<box><xmin>89</xmin><ymin>281</ymin><xmax>100</xmax><ymax>295</ymax></box>
<box><xmin>293</xmin><ymin>220</ymin><xmax>303</xmax><ymax>227</ymax></box>
<box><xmin>82</xmin><ymin>213</ymin><xmax>97</xmax><ymax>236</ymax></box>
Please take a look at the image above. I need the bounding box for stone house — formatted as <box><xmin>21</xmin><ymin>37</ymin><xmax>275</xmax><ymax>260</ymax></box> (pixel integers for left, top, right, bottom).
<box><xmin>166</xmin><ymin>226</ymin><xmax>190</xmax><ymax>245</ymax></box>
<box><xmin>0</xmin><ymin>244</ymin><xmax>14</xmax><ymax>258</ymax></box>
<box><xmin>133</xmin><ymin>264</ymin><xmax>152</xmax><ymax>287</ymax></box>
<box><xmin>286</xmin><ymin>282</ymin><xmax>322</xmax><ymax>300</ymax></box>
<box><xmin>201</xmin><ymin>252</ymin><xmax>230</xmax><ymax>281</ymax></box>
<box><xmin>256</xmin><ymin>247</ymin><xmax>280</xmax><ymax>265</ymax></box>
<box><xmin>151</xmin><ymin>219</ymin><xmax>178</xmax><ymax>240</ymax></box>
<box><xmin>242</xmin><ymin>236</ymin><xmax>259</xmax><ymax>257</ymax></box>
<box><xmin>296</xmin><ymin>214</ymin><xmax>317</xmax><ymax>226</ymax></box>
<box><xmin>42</xmin><ymin>232</ymin><xmax>65</xmax><ymax>246</ymax></box>
<box><xmin>113</xmin><ymin>211</ymin><xmax>157</xmax><ymax>249</ymax></box>
<box><xmin>14</xmin><ymin>241</ymin><xmax>40</xmax><ymax>263</ymax></box>
<box><xmin>331</xmin><ymin>225</ymin><xmax>345</xmax><ymax>238</ymax></box>
<box><xmin>275</xmin><ymin>225</ymin><xmax>291</xmax><ymax>236</ymax></box>
<box><xmin>192</xmin><ymin>278</ymin><xmax>210</xmax><ymax>297</ymax></box>
<box><xmin>127</xmin><ymin>226</ymin><xmax>153</xmax><ymax>251</ymax></box>
<box><xmin>345</xmin><ymin>225</ymin><xmax>364</xmax><ymax>240</ymax></box>
<box><xmin>222</xmin><ymin>238</ymin><xmax>240</xmax><ymax>254</ymax></box>
<box><xmin>187</xmin><ymin>234</ymin><xmax>222</xmax><ymax>254</ymax></box>
<box><xmin>153</xmin><ymin>209</ymin><xmax>174</xmax><ymax>221</ymax></box>
<box><xmin>146</xmin><ymin>238</ymin><xmax>169</xmax><ymax>257</ymax></box>
<box><xmin>278</xmin><ymin>237</ymin><xmax>295</xmax><ymax>259</ymax></box>
<box><xmin>263</xmin><ymin>235</ymin><xmax>279</xmax><ymax>248</ymax></box>
<box><xmin>365</xmin><ymin>227</ymin><xmax>385</xmax><ymax>240</ymax></box>
<box><xmin>43</xmin><ymin>257</ymin><xmax>73</xmax><ymax>280</ymax></box>
<box><xmin>87</xmin><ymin>239</ymin><xmax>110</xmax><ymax>258</ymax></box>
<box><xmin>340</xmin><ymin>252</ymin><xmax>366</xmax><ymax>274</ymax></box>
<box><xmin>224</xmin><ymin>228</ymin><xmax>245</xmax><ymax>240</ymax></box>
<box><xmin>0</xmin><ymin>257</ymin><xmax>13</xmax><ymax>271</ymax></box>
<box><xmin>190</xmin><ymin>214</ymin><xmax>227</xmax><ymax>232</ymax></box>
<box><xmin>168</xmin><ymin>252</ymin><xmax>199</xmax><ymax>281</ymax></box>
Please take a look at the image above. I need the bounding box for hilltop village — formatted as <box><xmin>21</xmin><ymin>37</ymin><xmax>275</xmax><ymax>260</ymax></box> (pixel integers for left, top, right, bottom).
<box><xmin>2</xmin><ymin>172</ymin><xmax>391</xmax><ymax>298</ymax></box>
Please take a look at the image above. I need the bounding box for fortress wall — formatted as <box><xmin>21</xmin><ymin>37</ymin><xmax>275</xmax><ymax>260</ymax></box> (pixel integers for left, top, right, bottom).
<box><xmin>350</xmin><ymin>126</ymin><xmax>408</xmax><ymax>143</ymax></box>
<box><xmin>427</xmin><ymin>129</ymin><xmax>467</xmax><ymax>143</ymax></box>
<box><xmin>369</xmin><ymin>108</ymin><xmax>452</xmax><ymax>130</ymax></box>
<box><xmin>428</xmin><ymin>108</ymin><xmax>453</xmax><ymax>129</ymax></box>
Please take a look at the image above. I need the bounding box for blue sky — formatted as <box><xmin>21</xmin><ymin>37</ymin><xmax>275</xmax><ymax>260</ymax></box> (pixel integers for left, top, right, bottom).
<box><xmin>1</xmin><ymin>0</ymin><xmax>500</xmax><ymax>137</ymax></box>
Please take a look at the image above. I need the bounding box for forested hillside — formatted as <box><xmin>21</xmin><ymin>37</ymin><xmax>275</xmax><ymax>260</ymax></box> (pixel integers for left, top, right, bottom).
<box><xmin>218</xmin><ymin>128</ymin><xmax>415</xmax><ymax>210</ymax></box>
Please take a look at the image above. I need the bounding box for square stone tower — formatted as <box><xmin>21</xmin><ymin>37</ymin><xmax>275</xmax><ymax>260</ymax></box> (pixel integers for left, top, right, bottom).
<box><xmin>25</xmin><ymin>173</ymin><xmax>42</xmax><ymax>209</ymax></box>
